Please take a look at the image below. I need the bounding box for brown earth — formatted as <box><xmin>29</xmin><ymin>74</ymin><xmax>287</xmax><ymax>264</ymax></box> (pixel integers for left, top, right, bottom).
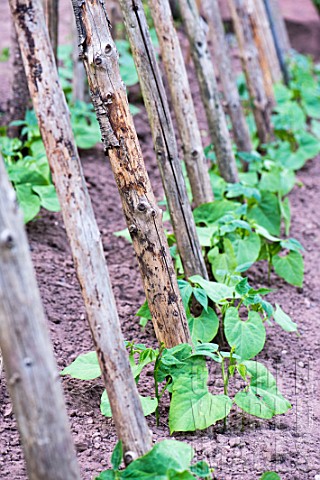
<box><xmin>0</xmin><ymin>1</ymin><xmax>320</xmax><ymax>479</ymax></box>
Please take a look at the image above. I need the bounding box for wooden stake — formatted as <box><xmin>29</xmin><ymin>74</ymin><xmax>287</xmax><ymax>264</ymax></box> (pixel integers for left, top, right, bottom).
<box><xmin>9</xmin><ymin>0</ymin><xmax>152</xmax><ymax>459</ymax></box>
<box><xmin>148</xmin><ymin>0</ymin><xmax>213</xmax><ymax>207</ymax></box>
<box><xmin>246</xmin><ymin>0</ymin><xmax>275</xmax><ymax>106</ymax></box>
<box><xmin>227</xmin><ymin>0</ymin><xmax>273</xmax><ymax>145</ymax></box>
<box><xmin>0</xmin><ymin>155</ymin><xmax>80</xmax><ymax>480</ymax></box>
<box><xmin>263</xmin><ymin>0</ymin><xmax>290</xmax><ymax>85</ymax></box>
<box><xmin>44</xmin><ymin>0</ymin><xmax>59</xmax><ymax>62</ymax></box>
<box><xmin>72</xmin><ymin>0</ymin><xmax>192</xmax><ymax>346</ymax></box>
<box><xmin>117</xmin><ymin>0</ymin><xmax>209</xmax><ymax>280</ymax></box>
<box><xmin>178</xmin><ymin>0</ymin><xmax>239</xmax><ymax>183</ymax></box>
<box><xmin>268</xmin><ymin>0</ymin><xmax>290</xmax><ymax>54</ymax></box>
<box><xmin>248</xmin><ymin>0</ymin><xmax>282</xmax><ymax>84</ymax></box>
<box><xmin>203</xmin><ymin>0</ymin><xmax>252</xmax><ymax>153</ymax></box>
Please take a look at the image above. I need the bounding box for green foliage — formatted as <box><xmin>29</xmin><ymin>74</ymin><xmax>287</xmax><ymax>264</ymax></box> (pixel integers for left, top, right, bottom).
<box><xmin>1</xmin><ymin>110</ymin><xmax>60</xmax><ymax>223</ymax></box>
<box><xmin>96</xmin><ymin>440</ymin><xmax>213</xmax><ymax>479</ymax></box>
<box><xmin>260</xmin><ymin>473</ymin><xmax>281</xmax><ymax>480</ymax></box>
<box><xmin>0</xmin><ymin>47</ymin><xmax>9</xmax><ymax>62</ymax></box>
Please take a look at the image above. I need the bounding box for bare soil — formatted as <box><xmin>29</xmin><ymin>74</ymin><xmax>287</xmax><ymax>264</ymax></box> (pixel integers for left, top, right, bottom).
<box><xmin>0</xmin><ymin>1</ymin><xmax>320</xmax><ymax>479</ymax></box>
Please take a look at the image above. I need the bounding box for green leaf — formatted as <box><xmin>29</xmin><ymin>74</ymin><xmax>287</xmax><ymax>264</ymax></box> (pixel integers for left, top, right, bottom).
<box><xmin>273</xmin><ymin>304</ymin><xmax>298</xmax><ymax>332</ymax></box>
<box><xmin>32</xmin><ymin>185</ymin><xmax>60</xmax><ymax>211</ymax></box>
<box><xmin>193</xmin><ymin>200</ymin><xmax>240</xmax><ymax>226</ymax></box>
<box><xmin>178</xmin><ymin>280</ymin><xmax>194</xmax><ymax>310</ymax></box>
<box><xmin>101</xmin><ymin>391</ymin><xmax>158</xmax><ymax>418</ymax></box>
<box><xmin>231</xmin><ymin>231</ymin><xmax>261</xmax><ymax>271</ymax></box>
<box><xmin>260</xmin><ymin>472</ymin><xmax>281</xmax><ymax>480</ymax></box>
<box><xmin>193</xmin><ymin>288</ymin><xmax>208</xmax><ymax>311</ymax></box>
<box><xmin>61</xmin><ymin>351</ymin><xmax>101</xmax><ymax>380</ymax></box>
<box><xmin>295</xmin><ymin>132</ymin><xmax>320</xmax><ymax>162</ymax></box>
<box><xmin>189</xmin><ymin>461</ymin><xmax>211</xmax><ymax>477</ymax></box>
<box><xmin>280</xmin><ymin>238</ymin><xmax>304</xmax><ymax>253</ymax></box>
<box><xmin>196</xmin><ymin>226</ymin><xmax>217</xmax><ymax>247</ymax></box>
<box><xmin>122</xmin><ymin>440</ymin><xmax>194</xmax><ymax>478</ymax></box>
<box><xmin>224</xmin><ymin>308</ymin><xmax>266</xmax><ymax>360</ymax></box>
<box><xmin>208</xmin><ymin>243</ymin><xmax>237</xmax><ymax>282</ymax></box>
<box><xmin>235</xmin><ymin>361</ymin><xmax>291</xmax><ymax>419</ymax></box>
<box><xmin>272</xmin><ymin>251</ymin><xmax>304</xmax><ymax>287</ymax></box>
<box><xmin>170</xmin><ymin>373</ymin><xmax>232</xmax><ymax>433</ymax></box>
<box><xmin>188</xmin><ymin>307</ymin><xmax>219</xmax><ymax>344</ymax></box>
<box><xmin>15</xmin><ymin>184</ymin><xmax>41</xmax><ymax>223</ymax></box>
<box><xmin>301</xmin><ymin>89</ymin><xmax>320</xmax><ymax>118</ymax></box>
<box><xmin>189</xmin><ymin>275</ymin><xmax>238</xmax><ymax>304</ymax></box>
<box><xmin>247</xmin><ymin>192</ymin><xmax>281</xmax><ymax>236</ymax></box>
<box><xmin>111</xmin><ymin>441</ymin><xmax>123</xmax><ymax>470</ymax></box>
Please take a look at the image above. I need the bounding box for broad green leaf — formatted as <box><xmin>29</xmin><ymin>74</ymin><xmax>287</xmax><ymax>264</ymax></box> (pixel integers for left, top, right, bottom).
<box><xmin>301</xmin><ymin>89</ymin><xmax>320</xmax><ymax>118</ymax></box>
<box><xmin>32</xmin><ymin>185</ymin><xmax>60</xmax><ymax>211</ymax></box>
<box><xmin>295</xmin><ymin>132</ymin><xmax>320</xmax><ymax>161</ymax></box>
<box><xmin>101</xmin><ymin>391</ymin><xmax>158</xmax><ymax>418</ymax></box>
<box><xmin>224</xmin><ymin>308</ymin><xmax>266</xmax><ymax>360</ymax></box>
<box><xmin>15</xmin><ymin>184</ymin><xmax>41</xmax><ymax>223</ymax></box>
<box><xmin>273</xmin><ymin>304</ymin><xmax>298</xmax><ymax>332</ymax></box>
<box><xmin>280</xmin><ymin>238</ymin><xmax>304</xmax><ymax>253</ymax></box>
<box><xmin>247</xmin><ymin>192</ymin><xmax>281</xmax><ymax>236</ymax></box>
<box><xmin>193</xmin><ymin>288</ymin><xmax>208</xmax><ymax>311</ymax></box>
<box><xmin>273</xmin><ymin>101</ymin><xmax>306</xmax><ymax>132</ymax></box>
<box><xmin>193</xmin><ymin>200</ymin><xmax>240</xmax><ymax>226</ymax></box>
<box><xmin>274</xmin><ymin>83</ymin><xmax>292</xmax><ymax>104</ymax></box>
<box><xmin>231</xmin><ymin>231</ymin><xmax>261</xmax><ymax>271</ymax></box>
<box><xmin>121</xmin><ymin>440</ymin><xmax>194</xmax><ymax>479</ymax></box>
<box><xmin>272</xmin><ymin>251</ymin><xmax>304</xmax><ymax>287</ymax></box>
<box><xmin>235</xmin><ymin>361</ymin><xmax>291</xmax><ymax>419</ymax></box>
<box><xmin>254</xmin><ymin>224</ymin><xmax>281</xmax><ymax>242</ymax></box>
<box><xmin>61</xmin><ymin>351</ymin><xmax>101</xmax><ymax>380</ymax></box>
<box><xmin>208</xmin><ymin>243</ymin><xmax>237</xmax><ymax>282</ymax></box>
<box><xmin>170</xmin><ymin>374</ymin><xmax>232</xmax><ymax>433</ymax></box>
<box><xmin>178</xmin><ymin>280</ymin><xmax>193</xmax><ymax>310</ymax></box>
<box><xmin>188</xmin><ymin>307</ymin><xmax>219</xmax><ymax>344</ymax></box>
<box><xmin>196</xmin><ymin>226</ymin><xmax>217</xmax><ymax>247</ymax></box>
<box><xmin>189</xmin><ymin>275</ymin><xmax>238</xmax><ymax>304</ymax></box>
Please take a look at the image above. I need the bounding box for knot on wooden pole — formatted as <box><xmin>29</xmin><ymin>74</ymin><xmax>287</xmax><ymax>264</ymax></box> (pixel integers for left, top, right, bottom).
<box><xmin>0</xmin><ymin>229</ymin><xmax>15</xmax><ymax>250</ymax></box>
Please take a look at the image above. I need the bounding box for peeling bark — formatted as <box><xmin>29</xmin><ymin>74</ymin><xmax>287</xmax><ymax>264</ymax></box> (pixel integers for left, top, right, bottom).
<box><xmin>148</xmin><ymin>0</ymin><xmax>213</xmax><ymax>207</ymax></box>
<box><xmin>72</xmin><ymin>18</ymin><xmax>86</xmax><ymax>102</ymax></box>
<box><xmin>228</xmin><ymin>0</ymin><xmax>273</xmax><ymax>145</ymax></box>
<box><xmin>117</xmin><ymin>0</ymin><xmax>208</xmax><ymax>279</ymax></box>
<box><xmin>7</xmin><ymin>23</ymin><xmax>29</xmax><ymax>138</ymax></box>
<box><xmin>203</xmin><ymin>0</ymin><xmax>252</xmax><ymax>153</ymax></box>
<box><xmin>72</xmin><ymin>0</ymin><xmax>192</xmax><ymax>346</ymax></box>
<box><xmin>9</xmin><ymin>0</ymin><xmax>152</xmax><ymax>460</ymax></box>
<box><xmin>178</xmin><ymin>0</ymin><xmax>239</xmax><ymax>183</ymax></box>
<box><xmin>0</xmin><ymin>156</ymin><xmax>80</xmax><ymax>480</ymax></box>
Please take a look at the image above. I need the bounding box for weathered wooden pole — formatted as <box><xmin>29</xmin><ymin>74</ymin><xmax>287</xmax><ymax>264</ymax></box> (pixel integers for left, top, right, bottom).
<box><xmin>148</xmin><ymin>0</ymin><xmax>213</xmax><ymax>207</ymax></box>
<box><xmin>0</xmin><ymin>156</ymin><xmax>80</xmax><ymax>480</ymax></box>
<box><xmin>177</xmin><ymin>0</ymin><xmax>239</xmax><ymax>183</ymax></box>
<box><xmin>72</xmin><ymin>18</ymin><xmax>86</xmax><ymax>102</ymax></box>
<box><xmin>9</xmin><ymin>0</ymin><xmax>153</xmax><ymax>460</ymax></box>
<box><xmin>116</xmin><ymin>0</ymin><xmax>208</xmax><ymax>279</ymax></box>
<box><xmin>203</xmin><ymin>0</ymin><xmax>252</xmax><ymax>153</ymax></box>
<box><xmin>227</xmin><ymin>0</ymin><xmax>273</xmax><ymax>145</ymax></box>
<box><xmin>248</xmin><ymin>0</ymin><xmax>282</xmax><ymax>84</ymax></box>
<box><xmin>263</xmin><ymin>0</ymin><xmax>290</xmax><ymax>84</ymax></box>
<box><xmin>44</xmin><ymin>0</ymin><xmax>59</xmax><ymax>61</ymax></box>
<box><xmin>268</xmin><ymin>0</ymin><xmax>290</xmax><ymax>54</ymax></box>
<box><xmin>7</xmin><ymin>23</ymin><xmax>29</xmax><ymax>138</ymax></box>
<box><xmin>246</xmin><ymin>0</ymin><xmax>275</xmax><ymax>106</ymax></box>
<box><xmin>71</xmin><ymin>0</ymin><xmax>192</xmax><ymax>346</ymax></box>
